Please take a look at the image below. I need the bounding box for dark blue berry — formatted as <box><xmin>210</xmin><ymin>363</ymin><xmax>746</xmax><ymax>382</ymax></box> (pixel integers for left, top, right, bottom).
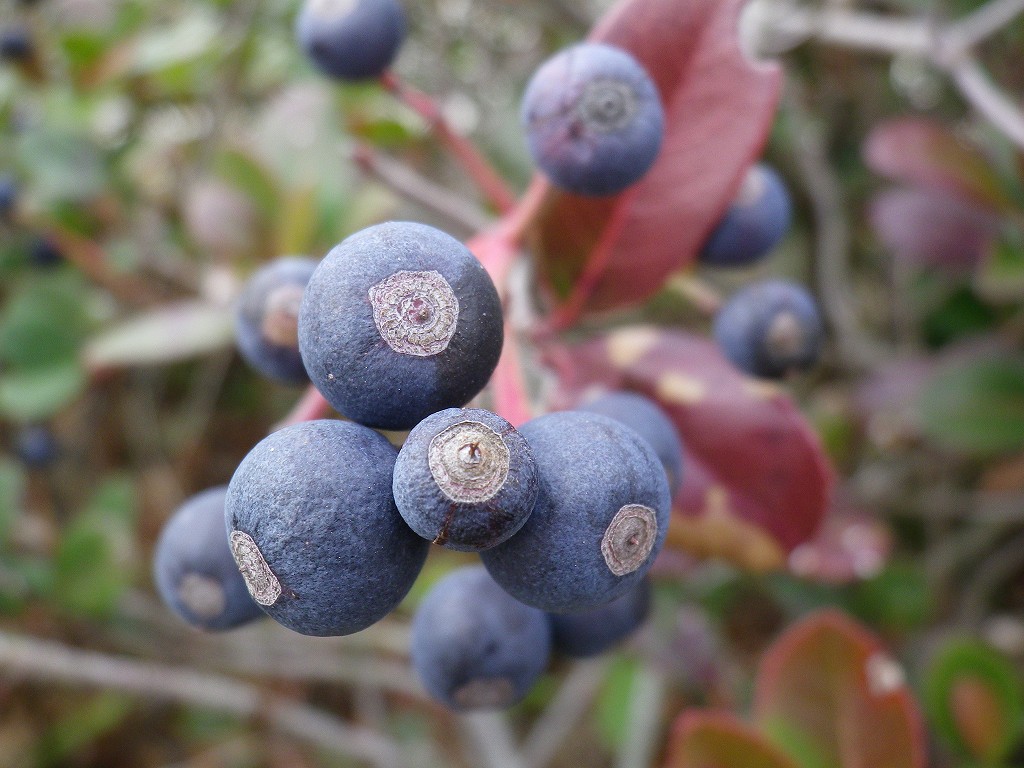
<box><xmin>0</xmin><ymin>175</ymin><xmax>17</xmax><ymax>220</ymax></box>
<box><xmin>0</xmin><ymin>27</ymin><xmax>33</xmax><ymax>63</ymax></box>
<box><xmin>296</xmin><ymin>0</ymin><xmax>406</xmax><ymax>81</ymax></box>
<box><xmin>481</xmin><ymin>411</ymin><xmax>670</xmax><ymax>614</ymax></box>
<box><xmin>235</xmin><ymin>257</ymin><xmax>317</xmax><ymax>385</ymax></box>
<box><xmin>411</xmin><ymin>565</ymin><xmax>550</xmax><ymax>711</ymax></box>
<box><xmin>548</xmin><ymin>577</ymin><xmax>651</xmax><ymax>658</ymax></box>
<box><xmin>153</xmin><ymin>486</ymin><xmax>265</xmax><ymax>631</ymax></box>
<box><xmin>713</xmin><ymin>279</ymin><xmax>824</xmax><ymax>380</ymax></box>
<box><xmin>298</xmin><ymin>221</ymin><xmax>503</xmax><ymax>431</ymax></box>
<box><xmin>15</xmin><ymin>424</ymin><xmax>57</xmax><ymax>468</ymax></box>
<box><xmin>28</xmin><ymin>236</ymin><xmax>62</xmax><ymax>268</ymax></box>
<box><xmin>393</xmin><ymin>408</ymin><xmax>538</xmax><ymax>552</ymax></box>
<box><xmin>578</xmin><ymin>391</ymin><xmax>683</xmax><ymax>498</ymax></box>
<box><xmin>225</xmin><ymin>419</ymin><xmax>428</xmax><ymax>637</ymax></box>
<box><xmin>521</xmin><ymin>42</ymin><xmax>664</xmax><ymax>196</ymax></box>
<box><xmin>699</xmin><ymin>163</ymin><xmax>792</xmax><ymax>268</ymax></box>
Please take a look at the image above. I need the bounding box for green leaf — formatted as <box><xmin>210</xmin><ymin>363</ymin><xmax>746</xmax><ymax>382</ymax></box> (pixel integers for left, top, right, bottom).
<box><xmin>36</xmin><ymin>694</ymin><xmax>134</xmax><ymax>767</ymax></box>
<box><xmin>16</xmin><ymin>128</ymin><xmax>106</xmax><ymax>204</ymax></box>
<box><xmin>0</xmin><ymin>272</ymin><xmax>91</xmax><ymax>369</ymax></box>
<box><xmin>83</xmin><ymin>301</ymin><xmax>235</xmax><ymax>371</ymax></box>
<box><xmin>596</xmin><ymin>655</ymin><xmax>640</xmax><ymax>749</ymax></box>
<box><xmin>664</xmin><ymin>712</ymin><xmax>801</xmax><ymax>768</ymax></box>
<box><xmin>918</xmin><ymin>357</ymin><xmax>1024</xmax><ymax>456</ymax></box>
<box><xmin>129</xmin><ymin>10</ymin><xmax>221</xmax><ymax>75</ymax></box>
<box><xmin>975</xmin><ymin>234</ymin><xmax>1024</xmax><ymax>304</ymax></box>
<box><xmin>924</xmin><ymin>639</ymin><xmax>1024</xmax><ymax>764</ymax></box>
<box><xmin>849</xmin><ymin>561</ymin><xmax>932</xmax><ymax>632</ymax></box>
<box><xmin>0</xmin><ymin>361</ymin><xmax>87</xmax><ymax>422</ymax></box>
<box><xmin>0</xmin><ymin>460</ymin><xmax>25</xmax><ymax>549</ymax></box>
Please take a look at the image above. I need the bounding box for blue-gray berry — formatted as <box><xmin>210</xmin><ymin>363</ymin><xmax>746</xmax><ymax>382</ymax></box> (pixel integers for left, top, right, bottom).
<box><xmin>713</xmin><ymin>279</ymin><xmax>824</xmax><ymax>379</ymax></box>
<box><xmin>235</xmin><ymin>257</ymin><xmax>318</xmax><ymax>385</ymax></box>
<box><xmin>699</xmin><ymin>164</ymin><xmax>792</xmax><ymax>268</ymax></box>
<box><xmin>578</xmin><ymin>391</ymin><xmax>683</xmax><ymax>498</ymax></box>
<box><xmin>548</xmin><ymin>577</ymin><xmax>651</xmax><ymax>658</ymax></box>
<box><xmin>296</xmin><ymin>0</ymin><xmax>406</xmax><ymax>81</ymax></box>
<box><xmin>393</xmin><ymin>408</ymin><xmax>538</xmax><ymax>551</ymax></box>
<box><xmin>224</xmin><ymin>419</ymin><xmax>428</xmax><ymax>637</ymax></box>
<box><xmin>153</xmin><ymin>486</ymin><xmax>265</xmax><ymax>631</ymax></box>
<box><xmin>481</xmin><ymin>411</ymin><xmax>671</xmax><ymax>613</ymax></box>
<box><xmin>521</xmin><ymin>42</ymin><xmax>664</xmax><ymax>196</ymax></box>
<box><xmin>411</xmin><ymin>565</ymin><xmax>551</xmax><ymax>711</ymax></box>
<box><xmin>298</xmin><ymin>221</ymin><xmax>503</xmax><ymax>430</ymax></box>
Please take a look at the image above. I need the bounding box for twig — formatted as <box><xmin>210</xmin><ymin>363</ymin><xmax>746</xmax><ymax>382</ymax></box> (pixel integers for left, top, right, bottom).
<box><xmin>956</xmin><ymin>529</ymin><xmax>1024</xmax><ymax>627</ymax></box>
<box><xmin>458</xmin><ymin>712</ymin><xmax>528</xmax><ymax>768</ymax></box>
<box><xmin>380</xmin><ymin>72</ymin><xmax>517</xmax><ymax>214</ymax></box>
<box><xmin>946</xmin><ymin>56</ymin><xmax>1024</xmax><ymax>148</ymax></box>
<box><xmin>522</xmin><ymin>658</ymin><xmax>610</xmax><ymax>768</ymax></box>
<box><xmin>667</xmin><ymin>274</ymin><xmax>723</xmax><ymax>317</ymax></box>
<box><xmin>614</xmin><ymin>665</ymin><xmax>667</xmax><ymax>768</ymax></box>
<box><xmin>781</xmin><ymin>85</ymin><xmax>890</xmax><ymax>371</ymax></box>
<box><xmin>351</xmin><ymin>144</ymin><xmax>493</xmax><ymax>235</ymax></box>
<box><xmin>0</xmin><ymin>630</ymin><xmax>407</xmax><ymax>768</ymax></box>
<box><xmin>952</xmin><ymin>0</ymin><xmax>1024</xmax><ymax>49</ymax></box>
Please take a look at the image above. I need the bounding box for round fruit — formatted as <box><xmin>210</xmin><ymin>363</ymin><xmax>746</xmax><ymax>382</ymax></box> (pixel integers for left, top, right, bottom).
<box><xmin>298</xmin><ymin>221</ymin><xmax>503</xmax><ymax>430</ymax></box>
<box><xmin>548</xmin><ymin>577</ymin><xmax>651</xmax><ymax>658</ymax></box>
<box><xmin>713</xmin><ymin>279</ymin><xmax>824</xmax><ymax>379</ymax></box>
<box><xmin>225</xmin><ymin>419</ymin><xmax>428</xmax><ymax>636</ymax></box>
<box><xmin>296</xmin><ymin>0</ymin><xmax>406</xmax><ymax>81</ymax></box>
<box><xmin>521</xmin><ymin>42</ymin><xmax>664</xmax><ymax>196</ymax></box>
<box><xmin>699</xmin><ymin>163</ymin><xmax>792</xmax><ymax>268</ymax></box>
<box><xmin>393</xmin><ymin>408</ymin><xmax>538</xmax><ymax>551</ymax></box>
<box><xmin>235</xmin><ymin>256</ymin><xmax>318</xmax><ymax>385</ymax></box>
<box><xmin>153</xmin><ymin>486</ymin><xmax>264</xmax><ymax>631</ymax></box>
<box><xmin>481</xmin><ymin>411</ymin><xmax>671</xmax><ymax>613</ymax></box>
<box><xmin>411</xmin><ymin>565</ymin><xmax>550</xmax><ymax>711</ymax></box>
<box><xmin>578</xmin><ymin>391</ymin><xmax>683</xmax><ymax>498</ymax></box>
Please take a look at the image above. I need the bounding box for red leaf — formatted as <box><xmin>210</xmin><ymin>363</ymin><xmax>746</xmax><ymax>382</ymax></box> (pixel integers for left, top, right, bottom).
<box><xmin>788</xmin><ymin>508</ymin><xmax>892</xmax><ymax>585</ymax></box>
<box><xmin>755</xmin><ymin>610</ymin><xmax>927</xmax><ymax>768</ymax></box>
<box><xmin>868</xmin><ymin>187</ymin><xmax>999</xmax><ymax>273</ymax></box>
<box><xmin>525</xmin><ymin>0</ymin><xmax>782</xmax><ymax>314</ymax></box>
<box><xmin>863</xmin><ymin>119</ymin><xmax>1013</xmax><ymax>212</ymax></box>
<box><xmin>554</xmin><ymin>326</ymin><xmax>832</xmax><ymax>571</ymax></box>
<box><xmin>664</xmin><ymin>711</ymin><xmax>800</xmax><ymax>768</ymax></box>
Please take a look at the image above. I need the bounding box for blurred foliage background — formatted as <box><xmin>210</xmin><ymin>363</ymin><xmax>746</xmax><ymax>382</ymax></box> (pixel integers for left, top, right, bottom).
<box><xmin>2</xmin><ymin>0</ymin><xmax>1024</xmax><ymax>766</ymax></box>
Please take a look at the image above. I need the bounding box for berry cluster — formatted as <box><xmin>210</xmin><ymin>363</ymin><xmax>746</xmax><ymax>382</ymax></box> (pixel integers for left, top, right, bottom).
<box><xmin>151</xmin><ymin>0</ymin><xmax>824</xmax><ymax>714</ymax></box>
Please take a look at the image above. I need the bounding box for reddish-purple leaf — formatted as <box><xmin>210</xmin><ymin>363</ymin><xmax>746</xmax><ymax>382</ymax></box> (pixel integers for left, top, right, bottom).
<box><xmin>863</xmin><ymin>119</ymin><xmax>1013</xmax><ymax>212</ymax></box>
<box><xmin>526</xmin><ymin>0</ymin><xmax>782</xmax><ymax>313</ymax></box>
<box><xmin>663</xmin><ymin>711</ymin><xmax>800</xmax><ymax>768</ymax></box>
<box><xmin>868</xmin><ymin>187</ymin><xmax>999</xmax><ymax>273</ymax></box>
<box><xmin>553</xmin><ymin>326</ymin><xmax>832</xmax><ymax>571</ymax></box>
<box><xmin>755</xmin><ymin>610</ymin><xmax>927</xmax><ymax>768</ymax></box>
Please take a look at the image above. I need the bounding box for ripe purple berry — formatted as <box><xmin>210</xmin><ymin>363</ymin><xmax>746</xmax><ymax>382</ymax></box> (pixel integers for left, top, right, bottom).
<box><xmin>296</xmin><ymin>0</ymin><xmax>406</xmax><ymax>81</ymax></box>
<box><xmin>481</xmin><ymin>411</ymin><xmax>671</xmax><ymax>613</ymax></box>
<box><xmin>521</xmin><ymin>42</ymin><xmax>664</xmax><ymax>196</ymax></box>
<box><xmin>699</xmin><ymin>163</ymin><xmax>792</xmax><ymax>268</ymax></box>
<box><xmin>235</xmin><ymin>257</ymin><xmax>318</xmax><ymax>385</ymax></box>
<box><xmin>153</xmin><ymin>486</ymin><xmax>265</xmax><ymax>631</ymax></box>
<box><xmin>225</xmin><ymin>419</ymin><xmax>428</xmax><ymax>637</ymax></box>
<box><xmin>298</xmin><ymin>221</ymin><xmax>503</xmax><ymax>431</ymax></box>
<box><xmin>411</xmin><ymin>565</ymin><xmax>551</xmax><ymax>711</ymax></box>
<box><xmin>548</xmin><ymin>577</ymin><xmax>651</xmax><ymax>658</ymax></box>
<box><xmin>714</xmin><ymin>279</ymin><xmax>824</xmax><ymax>379</ymax></box>
<box><xmin>393</xmin><ymin>408</ymin><xmax>538</xmax><ymax>551</ymax></box>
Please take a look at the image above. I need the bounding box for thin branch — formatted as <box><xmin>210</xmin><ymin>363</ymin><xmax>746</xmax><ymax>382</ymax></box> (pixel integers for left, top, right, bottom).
<box><xmin>458</xmin><ymin>712</ymin><xmax>528</xmax><ymax>768</ymax></box>
<box><xmin>522</xmin><ymin>658</ymin><xmax>610</xmax><ymax>768</ymax></box>
<box><xmin>0</xmin><ymin>631</ymin><xmax>407</xmax><ymax>768</ymax></box>
<box><xmin>614</xmin><ymin>665</ymin><xmax>668</xmax><ymax>768</ymax></box>
<box><xmin>351</xmin><ymin>144</ymin><xmax>493</xmax><ymax>235</ymax></box>
<box><xmin>952</xmin><ymin>0</ymin><xmax>1024</xmax><ymax>49</ymax></box>
<box><xmin>946</xmin><ymin>56</ymin><xmax>1024</xmax><ymax>148</ymax></box>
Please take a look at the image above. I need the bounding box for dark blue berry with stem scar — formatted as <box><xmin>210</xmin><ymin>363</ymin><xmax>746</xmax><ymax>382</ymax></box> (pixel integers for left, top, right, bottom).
<box><xmin>298</xmin><ymin>221</ymin><xmax>503</xmax><ymax>431</ymax></box>
<box><xmin>15</xmin><ymin>424</ymin><xmax>57</xmax><ymax>468</ymax></box>
<box><xmin>548</xmin><ymin>577</ymin><xmax>651</xmax><ymax>658</ymax></box>
<box><xmin>699</xmin><ymin>163</ymin><xmax>792</xmax><ymax>268</ymax></box>
<box><xmin>481</xmin><ymin>411</ymin><xmax>671</xmax><ymax>614</ymax></box>
<box><xmin>28</xmin><ymin>236</ymin><xmax>62</xmax><ymax>268</ymax></box>
<box><xmin>393</xmin><ymin>408</ymin><xmax>538</xmax><ymax>552</ymax></box>
<box><xmin>296</xmin><ymin>0</ymin><xmax>406</xmax><ymax>81</ymax></box>
<box><xmin>521</xmin><ymin>42</ymin><xmax>664</xmax><ymax>197</ymax></box>
<box><xmin>411</xmin><ymin>565</ymin><xmax>551</xmax><ymax>711</ymax></box>
<box><xmin>153</xmin><ymin>486</ymin><xmax>265</xmax><ymax>631</ymax></box>
<box><xmin>713</xmin><ymin>279</ymin><xmax>824</xmax><ymax>380</ymax></box>
<box><xmin>235</xmin><ymin>257</ymin><xmax>317</xmax><ymax>385</ymax></box>
<box><xmin>578</xmin><ymin>391</ymin><xmax>684</xmax><ymax>498</ymax></box>
<box><xmin>225</xmin><ymin>419</ymin><xmax>427</xmax><ymax>637</ymax></box>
